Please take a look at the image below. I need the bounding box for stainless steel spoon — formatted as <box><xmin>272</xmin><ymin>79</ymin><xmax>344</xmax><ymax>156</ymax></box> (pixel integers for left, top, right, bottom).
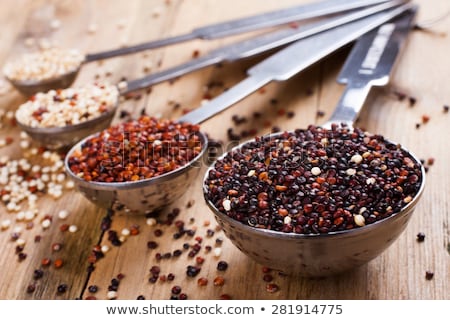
<box><xmin>6</xmin><ymin>0</ymin><xmax>394</xmax><ymax>96</ymax></box>
<box><xmin>64</xmin><ymin>3</ymin><xmax>413</xmax><ymax>214</ymax></box>
<box><xmin>203</xmin><ymin>7</ymin><xmax>426</xmax><ymax>277</ymax></box>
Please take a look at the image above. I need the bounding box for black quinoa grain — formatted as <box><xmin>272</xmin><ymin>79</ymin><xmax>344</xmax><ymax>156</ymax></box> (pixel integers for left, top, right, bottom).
<box><xmin>443</xmin><ymin>105</ymin><xmax>449</xmax><ymax>113</ymax></box>
<box><xmin>316</xmin><ymin>110</ymin><xmax>325</xmax><ymax>117</ymax></box>
<box><xmin>147</xmin><ymin>241</ymin><xmax>158</xmax><ymax>249</ymax></box>
<box><xmin>171</xmin><ymin>285</ymin><xmax>182</xmax><ymax>294</ymax></box>
<box><xmin>150</xmin><ymin>266</ymin><xmax>160</xmax><ymax>275</ymax></box>
<box><xmin>26</xmin><ymin>284</ymin><xmax>36</xmax><ymax>293</ymax></box>
<box><xmin>186</xmin><ymin>265</ymin><xmax>201</xmax><ymax>277</ymax></box>
<box><xmin>204</xmin><ymin>124</ymin><xmax>423</xmax><ymax>234</ymax></box>
<box><xmin>167</xmin><ymin>273</ymin><xmax>175</xmax><ymax>281</ymax></box>
<box><xmin>33</xmin><ymin>269</ymin><xmax>44</xmax><ymax>280</ymax></box>
<box><xmin>88</xmin><ymin>285</ymin><xmax>98</xmax><ymax>293</ymax></box>
<box><xmin>425</xmin><ymin>271</ymin><xmax>434</xmax><ymax>280</ymax></box>
<box><xmin>57</xmin><ymin>284</ymin><xmax>68</xmax><ymax>294</ymax></box>
<box><xmin>417</xmin><ymin>232</ymin><xmax>425</xmax><ymax>242</ymax></box>
<box><xmin>179</xmin><ymin>293</ymin><xmax>188</xmax><ymax>300</ymax></box>
<box><xmin>286</xmin><ymin>111</ymin><xmax>295</xmax><ymax>119</ymax></box>
<box><xmin>18</xmin><ymin>252</ymin><xmax>27</xmax><ymax>261</ymax></box>
<box><xmin>217</xmin><ymin>261</ymin><xmax>228</xmax><ymax>271</ymax></box>
<box><xmin>263</xmin><ymin>274</ymin><xmax>273</xmax><ymax>282</ymax></box>
<box><xmin>137</xmin><ymin>295</ymin><xmax>145</xmax><ymax>300</ymax></box>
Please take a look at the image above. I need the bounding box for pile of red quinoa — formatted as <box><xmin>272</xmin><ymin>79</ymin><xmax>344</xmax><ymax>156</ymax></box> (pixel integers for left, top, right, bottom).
<box><xmin>204</xmin><ymin>124</ymin><xmax>423</xmax><ymax>234</ymax></box>
<box><xmin>67</xmin><ymin>116</ymin><xmax>203</xmax><ymax>182</ymax></box>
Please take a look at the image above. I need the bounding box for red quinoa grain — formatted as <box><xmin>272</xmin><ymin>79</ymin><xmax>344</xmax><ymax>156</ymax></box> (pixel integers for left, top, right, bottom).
<box><xmin>67</xmin><ymin>116</ymin><xmax>203</xmax><ymax>183</ymax></box>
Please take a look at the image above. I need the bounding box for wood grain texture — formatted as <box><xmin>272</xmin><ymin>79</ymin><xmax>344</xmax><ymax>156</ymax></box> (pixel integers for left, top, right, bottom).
<box><xmin>0</xmin><ymin>0</ymin><xmax>448</xmax><ymax>300</ymax></box>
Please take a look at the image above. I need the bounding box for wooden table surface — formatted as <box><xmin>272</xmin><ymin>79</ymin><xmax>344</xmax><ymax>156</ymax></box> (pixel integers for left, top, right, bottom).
<box><xmin>0</xmin><ymin>0</ymin><xmax>449</xmax><ymax>300</ymax></box>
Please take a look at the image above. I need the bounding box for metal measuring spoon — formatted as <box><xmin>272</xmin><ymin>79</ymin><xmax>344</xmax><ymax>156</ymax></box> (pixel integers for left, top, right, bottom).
<box><xmin>64</xmin><ymin>4</ymin><xmax>413</xmax><ymax>214</ymax></box>
<box><xmin>203</xmin><ymin>8</ymin><xmax>425</xmax><ymax>277</ymax></box>
<box><xmin>6</xmin><ymin>0</ymin><xmax>392</xmax><ymax>96</ymax></box>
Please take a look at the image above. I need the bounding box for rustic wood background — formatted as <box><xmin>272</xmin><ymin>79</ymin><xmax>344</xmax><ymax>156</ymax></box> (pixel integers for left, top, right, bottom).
<box><xmin>0</xmin><ymin>0</ymin><xmax>448</xmax><ymax>300</ymax></box>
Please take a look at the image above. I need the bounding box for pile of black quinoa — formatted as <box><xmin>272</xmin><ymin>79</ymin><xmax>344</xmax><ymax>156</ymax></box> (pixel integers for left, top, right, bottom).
<box><xmin>204</xmin><ymin>124</ymin><xmax>423</xmax><ymax>234</ymax></box>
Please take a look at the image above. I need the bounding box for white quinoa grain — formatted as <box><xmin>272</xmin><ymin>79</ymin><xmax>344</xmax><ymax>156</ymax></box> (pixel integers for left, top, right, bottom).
<box><xmin>50</xmin><ymin>19</ymin><xmax>61</xmax><ymax>30</ymax></box>
<box><xmin>87</xmin><ymin>23</ymin><xmax>98</xmax><ymax>34</ymax></box>
<box><xmin>107</xmin><ymin>291</ymin><xmax>118</xmax><ymax>300</ymax></box>
<box><xmin>15</xmin><ymin>83</ymin><xmax>119</xmax><ymax>128</ymax></box>
<box><xmin>68</xmin><ymin>225</ymin><xmax>78</xmax><ymax>233</ymax></box>
<box><xmin>222</xmin><ymin>199</ymin><xmax>231</xmax><ymax>211</ymax></box>
<box><xmin>16</xmin><ymin>211</ymin><xmax>25</xmax><ymax>221</ymax></box>
<box><xmin>58</xmin><ymin>210</ymin><xmax>69</xmax><ymax>219</ymax></box>
<box><xmin>121</xmin><ymin>228</ymin><xmax>130</xmax><ymax>237</ymax></box>
<box><xmin>117</xmin><ymin>81</ymin><xmax>127</xmax><ymax>90</ymax></box>
<box><xmin>350</xmin><ymin>154</ymin><xmax>363</xmax><ymax>164</ymax></box>
<box><xmin>3</xmin><ymin>48</ymin><xmax>84</xmax><ymax>82</ymax></box>
<box><xmin>41</xmin><ymin>219</ymin><xmax>51</xmax><ymax>229</ymax></box>
<box><xmin>146</xmin><ymin>218</ymin><xmax>157</xmax><ymax>226</ymax></box>
<box><xmin>24</xmin><ymin>210</ymin><xmax>35</xmax><ymax>221</ymax></box>
<box><xmin>403</xmin><ymin>196</ymin><xmax>413</xmax><ymax>203</ymax></box>
<box><xmin>354</xmin><ymin>214</ymin><xmax>365</xmax><ymax>227</ymax></box>
<box><xmin>346</xmin><ymin>168</ymin><xmax>356</xmax><ymax>176</ymax></box>
<box><xmin>213</xmin><ymin>247</ymin><xmax>222</xmax><ymax>257</ymax></box>
<box><xmin>24</xmin><ymin>37</ymin><xmax>35</xmax><ymax>47</ymax></box>
<box><xmin>311</xmin><ymin>167</ymin><xmax>321</xmax><ymax>176</ymax></box>
<box><xmin>101</xmin><ymin>245</ymin><xmax>110</xmax><ymax>253</ymax></box>
<box><xmin>1</xmin><ymin>219</ymin><xmax>12</xmax><ymax>230</ymax></box>
<box><xmin>65</xmin><ymin>180</ymin><xmax>75</xmax><ymax>189</ymax></box>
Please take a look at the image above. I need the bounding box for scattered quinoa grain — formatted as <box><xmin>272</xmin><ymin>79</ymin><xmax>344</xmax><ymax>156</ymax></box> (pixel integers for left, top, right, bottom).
<box><xmin>421</xmin><ymin>115</ymin><xmax>430</xmax><ymax>124</ymax></box>
<box><xmin>217</xmin><ymin>261</ymin><xmax>228</xmax><ymax>271</ymax></box>
<box><xmin>213</xmin><ymin>276</ymin><xmax>225</xmax><ymax>286</ymax></box>
<box><xmin>107</xmin><ymin>291</ymin><xmax>118</xmax><ymax>299</ymax></box>
<box><xmin>417</xmin><ymin>232</ymin><xmax>425</xmax><ymax>242</ymax></box>
<box><xmin>266</xmin><ymin>283</ymin><xmax>279</xmax><ymax>293</ymax></box>
<box><xmin>213</xmin><ymin>247</ymin><xmax>222</xmax><ymax>257</ymax></box>
<box><xmin>58</xmin><ymin>210</ymin><xmax>69</xmax><ymax>219</ymax></box>
<box><xmin>197</xmin><ymin>277</ymin><xmax>208</xmax><ymax>286</ymax></box>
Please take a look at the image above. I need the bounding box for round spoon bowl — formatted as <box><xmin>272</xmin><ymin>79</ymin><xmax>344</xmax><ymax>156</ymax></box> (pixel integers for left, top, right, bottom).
<box><xmin>16</xmin><ymin>106</ymin><xmax>117</xmax><ymax>149</ymax></box>
<box><xmin>6</xmin><ymin>68</ymin><xmax>80</xmax><ymax>97</ymax></box>
<box><xmin>65</xmin><ymin>129</ymin><xmax>209</xmax><ymax>214</ymax></box>
<box><xmin>204</xmin><ymin>130</ymin><xmax>426</xmax><ymax>277</ymax></box>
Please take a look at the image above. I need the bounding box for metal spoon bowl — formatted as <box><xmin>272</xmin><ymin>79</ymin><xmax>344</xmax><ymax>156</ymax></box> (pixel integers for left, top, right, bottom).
<box><xmin>17</xmin><ymin>104</ymin><xmax>117</xmax><ymax>150</ymax></box>
<box><xmin>64</xmin><ymin>128</ymin><xmax>209</xmax><ymax>214</ymax></box>
<box><xmin>6</xmin><ymin>68</ymin><xmax>80</xmax><ymax>97</ymax></box>
<box><xmin>203</xmin><ymin>128</ymin><xmax>426</xmax><ymax>277</ymax></box>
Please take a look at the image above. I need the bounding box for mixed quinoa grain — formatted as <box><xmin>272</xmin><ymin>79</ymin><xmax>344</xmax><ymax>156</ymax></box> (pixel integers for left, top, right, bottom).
<box><xmin>67</xmin><ymin>116</ymin><xmax>203</xmax><ymax>182</ymax></box>
<box><xmin>204</xmin><ymin>124</ymin><xmax>423</xmax><ymax>234</ymax></box>
<box><xmin>3</xmin><ymin>48</ymin><xmax>84</xmax><ymax>82</ymax></box>
<box><xmin>15</xmin><ymin>83</ymin><xmax>119</xmax><ymax>128</ymax></box>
